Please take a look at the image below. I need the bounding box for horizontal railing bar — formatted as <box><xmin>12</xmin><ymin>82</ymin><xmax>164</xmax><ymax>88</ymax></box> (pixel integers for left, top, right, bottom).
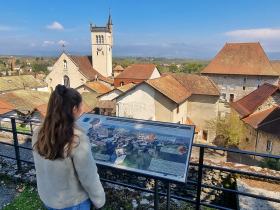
<box><xmin>0</xmin><ymin>115</ymin><xmax>41</xmax><ymax>123</ymax></box>
<box><xmin>191</xmin><ymin>162</ymin><xmax>280</xmax><ymax>182</ymax></box>
<box><xmin>193</xmin><ymin>143</ymin><xmax>280</xmax><ymax>159</ymax></box>
<box><xmin>0</xmin><ymin>154</ymin><xmax>34</xmax><ymax>164</ymax></box>
<box><xmin>0</xmin><ymin>141</ymin><xmax>33</xmax><ymax>150</ymax></box>
<box><xmin>0</xmin><ymin>128</ymin><xmax>33</xmax><ymax>136</ymax></box>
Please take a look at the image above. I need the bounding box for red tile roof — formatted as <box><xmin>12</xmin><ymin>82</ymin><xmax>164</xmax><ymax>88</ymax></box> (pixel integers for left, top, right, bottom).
<box><xmin>68</xmin><ymin>55</ymin><xmax>103</xmax><ymax>80</ymax></box>
<box><xmin>34</xmin><ymin>103</ymin><xmax>48</xmax><ymax>117</ymax></box>
<box><xmin>161</xmin><ymin>72</ymin><xmax>174</xmax><ymax>77</ymax></box>
<box><xmin>113</xmin><ymin>65</ymin><xmax>124</xmax><ymax>71</ymax></box>
<box><xmin>117</xmin><ymin>83</ymin><xmax>136</xmax><ymax>92</ymax></box>
<box><xmin>115</xmin><ymin>64</ymin><xmax>157</xmax><ymax>79</ymax></box>
<box><xmin>96</xmin><ymin>100</ymin><xmax>116</xmax><ymax>109</ymax></box>
<box><xmin>230</xmin><ymin>83</ymin><xmax>279</xmax><ymax>117</ymax></box>
<box><xmin>0</xmin><ymin>99</ymin><xmax>16</xmax><ymax>114</ymax></box>
<box><xmin>147</xmin><ymin>75</ymin><xmax>191</xmax><ymax>103</ymax></box>
<box><xmin>242</xmin><ymin>106</ymin><xmax>280</xmax><ymax>137</ymax></box>
<box><xmin>271</xmin><ymin>62</ymin><xmax>280</xmax><ymax>75</ymax></box>
<box><xmin>85</xmin><ymin>81</ymin><xmax>111</xmax><ymax>94</ymax></box>
<box><xmin>202</xmin><ymin>43</ymin><xmax>279</xmax><ymax>76</ymax></box>
<box><xmin>185</xmin><ymin>117</ymin><xmax>200</xmax><ymax>133</ymax></box>
<box><xmin>99</xmin><ymin>76</ymin><xmax>114</xmax><ymax>84</ymax></box>
<box><xmin>171</xmin><ymin>75</ymin><xmax>221</xmax><ymax>96</ymax></box>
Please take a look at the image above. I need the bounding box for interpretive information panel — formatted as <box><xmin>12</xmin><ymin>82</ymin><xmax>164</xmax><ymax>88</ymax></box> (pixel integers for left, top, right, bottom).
<box><xmin>77</xmin><ymin>114</ymin><xmax>195</xmax><ymax>183</ymax></box>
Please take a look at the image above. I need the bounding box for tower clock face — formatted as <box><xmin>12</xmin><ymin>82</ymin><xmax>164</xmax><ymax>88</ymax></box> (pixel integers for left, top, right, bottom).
<box><xmin>97</xmin><ymin>45</ymin><xmax>102</xmax><ymax>51</ymax></box>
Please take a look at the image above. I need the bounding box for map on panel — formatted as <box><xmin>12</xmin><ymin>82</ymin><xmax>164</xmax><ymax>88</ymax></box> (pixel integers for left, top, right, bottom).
<box><xmin>77</xmin><ymin>113</ymin><xmax>194</xmax><ymax>183</ymax></box>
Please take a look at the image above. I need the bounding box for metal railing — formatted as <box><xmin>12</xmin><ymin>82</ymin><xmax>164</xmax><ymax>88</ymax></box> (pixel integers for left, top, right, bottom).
<box><xmin>0</xmin><ymin>115</ymin><xmax>280</xmax><ymax>210</ymax></box>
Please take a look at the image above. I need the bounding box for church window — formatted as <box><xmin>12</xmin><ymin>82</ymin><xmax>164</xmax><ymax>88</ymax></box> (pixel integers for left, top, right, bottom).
<box><xmin>102</xmin><ymin>51</ymin><xmax>104</xmax><ymax>55</ymax></box>
<box><xmin>63</xmin><ymin>75</ymin><xmax>70</xmax><ymax>88</ymax></box>
<box><xmin>98</xmin><ymin>35</ymin><xmax>101</xmax><ymax>44</ymax></box>
<box><xmin>81</xmin><ymin>79</ymin><xmax>84</xmax><ymax>83</ymax></box>
<box><xmin>101</xmin><ymin>35</ymin><xmax>104</xmax><ymax>43</ymax></box>
<box><xmin>63</xmin><ymin>60</ymin><xmax>67</xmax><ymax>69</ymax></box>
<box><xmin>96</xmin><ymin>35</ymin><xmax>98</xmax><ymax>43</ymax></box>
<box><xmin>97</xmin><ymin>51</ymin><xmax>98</xmax><ymax>55</ymax></box>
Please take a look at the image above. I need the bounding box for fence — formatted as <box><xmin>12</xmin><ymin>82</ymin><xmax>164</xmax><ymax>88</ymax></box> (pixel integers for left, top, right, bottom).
<box><xmin>0</xmin><ymin>115</ymin><xmax>280</xmax><ymax>210</ymax></box>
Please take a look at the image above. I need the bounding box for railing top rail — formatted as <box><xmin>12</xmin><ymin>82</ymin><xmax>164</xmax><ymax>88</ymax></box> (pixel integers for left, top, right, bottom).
<box><xmin>193</xmin><ymin>143</ymin><xmax>280</xmax><ymax>159</ymax></box>
<box><xmin>0</xmin><ymin>114</ymin><xmax>41</xmax><ymax>123</ymax></box>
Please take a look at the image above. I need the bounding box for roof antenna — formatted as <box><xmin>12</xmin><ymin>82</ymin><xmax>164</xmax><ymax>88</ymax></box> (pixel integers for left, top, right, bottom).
<box><xmin>62</xmin><ymin>44</ymin><xmax>65</xmax><ymax>53</ymax></box>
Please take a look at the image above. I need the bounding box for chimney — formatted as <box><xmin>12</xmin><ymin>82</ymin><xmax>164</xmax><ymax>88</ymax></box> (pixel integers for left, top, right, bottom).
<box><xmin>35</xmin><ymin>73</ymin><xmax>39</xmax><ymax>79</ymax></box>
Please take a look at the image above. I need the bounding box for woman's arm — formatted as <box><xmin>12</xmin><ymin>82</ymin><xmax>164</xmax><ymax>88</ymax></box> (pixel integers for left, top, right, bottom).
<box><xmin>71</xmin><ymin>133</ymin><xmax>105</xmax><ymax>208</ymax></box>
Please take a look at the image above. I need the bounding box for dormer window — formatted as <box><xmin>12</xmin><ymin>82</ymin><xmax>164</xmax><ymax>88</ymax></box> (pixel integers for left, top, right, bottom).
<box><xmin>63</xmin><ymin>60</ymin><xmax>67</xmax><ymax>69</ymax></box>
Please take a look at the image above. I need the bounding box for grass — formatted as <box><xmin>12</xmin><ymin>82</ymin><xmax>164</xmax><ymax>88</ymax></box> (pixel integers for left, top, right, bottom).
<box><xmin>2</xmin><ymin>185</ymin><xmax>47</xmax><ymax>210</ymax></box>
<box><xmin>16</xmin><ymin>126</ymin><xmax>31</xmax><ymax>133</ymax></box>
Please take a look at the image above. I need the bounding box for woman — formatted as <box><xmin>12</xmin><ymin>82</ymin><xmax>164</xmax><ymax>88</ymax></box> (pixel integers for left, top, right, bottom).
<box><xmin>32</xmin><ymin>84</ymin><xmax>105</xmax><ymax>210</ymax></box>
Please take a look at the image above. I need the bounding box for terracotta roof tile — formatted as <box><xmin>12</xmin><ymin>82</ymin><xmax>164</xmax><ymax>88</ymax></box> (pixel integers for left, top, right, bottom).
<box><xmin>185</xmin><ymin>117</ymin><xmax>200</xmax><ymax>133</ymax></box>
<box><xmin>0</xmin><ymin>99</ymin><xmax>16</xmax><ymax>114</ymax></box>
<box><xmin>113</xmin><ymin>65</ymin><xmax>124</xmax><ymax>71</ymax></box>
<box><xmin>117</xmin><ymin>83</ymin><xmax>136</xmax><ymax>92</ymax></box>
<box><xmin>81</xmin><ymin>92</ymin><xmax>100</xmax><ymax>108</ymax></box>
<box><xmin>99</xmin><ymin>76</ymin><xmax>114</xmax><ymax>84</ymax></box>
<box><xmin>0</xmin><ymin>75</ymin><xmax>46</xmax><ymax>92</ymax></box>
<box><xmin>202</xmin><ymin>43</ymin><xmax>279</xmax><ymax>76</ymax></box>
<box><xmin>96</xmin><ymin>100</ymin><xmax>116</xmax><ymax>109</ymax></box>
<box><xmin>271</xmin><ymin>62</ymin><xmax>280</xmax><ymax>74</ymax></box>
<box><xmin>230</xmin><ymin>83</ymin><xmax>278</xmax><ymax>117</ymax></box>
<box><xmin>171</xmin><ymin>75</ymin><xmax>221</xmax><ymax>96</ymax></box>
<box><xmin>115</xmin><ymin>64</ymin><xmax>157</xmax><ymax>79</ymax></box>
<box><xmin>68</xmin><ymin>55</ymin><xmax>103</xmax><ymax>80</ymax></box>
<box><xmin>161</xmin><ymin>72</ymin><xmax>174</xmax><ymax>77</ymax></box>
<box><xmin>242</xmin><ymin>106</ymin><xmax>280</xmax><ymax>137</ymax></box>
<box><xmin>147</xmin><ymin>75</ymin><xmax>191</xmax><ymax>103</ymax></box>
<box><xmin>85</xmin><ymin>81</ymin><xmax>111</xmax><ymax>93</ymax></box>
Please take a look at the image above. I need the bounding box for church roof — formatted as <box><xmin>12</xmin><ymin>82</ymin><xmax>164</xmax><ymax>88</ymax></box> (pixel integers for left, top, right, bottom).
<box><xmin>115</xmin><ymin>64</ymin><xmax>157</xmax><ymax>79</ymax></box>
<box><xmin>68</xmin><ymin>55</ymin><xmax>103</xmax><ymax>79</ymax></box>
<box><xmin>202</xmin><ymin>43</ymin><xmax>279</xmax><ymax>76</ymax></box>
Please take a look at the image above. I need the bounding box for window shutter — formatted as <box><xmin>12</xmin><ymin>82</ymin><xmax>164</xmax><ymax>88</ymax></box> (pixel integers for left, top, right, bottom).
<box><xmin>226</xmin><ymin>94</ymin><xmax>230</xmax><ymax>102</ymax></box>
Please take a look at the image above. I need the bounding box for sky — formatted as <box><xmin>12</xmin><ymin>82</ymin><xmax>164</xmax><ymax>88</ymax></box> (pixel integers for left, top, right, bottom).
<box><xmin>1</xmin><ymin>0</ymin><xmax>280</xmax><ymax>58</ymax></box>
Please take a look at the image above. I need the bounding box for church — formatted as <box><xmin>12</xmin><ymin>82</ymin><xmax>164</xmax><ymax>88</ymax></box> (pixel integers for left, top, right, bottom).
<box><xmin>45</xmin><ymin>13</ymin><xmax>114</xmax><ymax>92</ymax></box>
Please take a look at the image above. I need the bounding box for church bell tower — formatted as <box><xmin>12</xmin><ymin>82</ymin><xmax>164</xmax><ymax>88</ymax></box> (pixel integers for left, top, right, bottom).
<box><xmin>90</xmin><ymin>11</ymin><xmax>113</xmax><ymax>77</ymax></box>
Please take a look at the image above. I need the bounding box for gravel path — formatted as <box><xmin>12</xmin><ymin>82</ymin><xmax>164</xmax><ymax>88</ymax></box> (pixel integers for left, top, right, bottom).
<box><xmin>237</xmin><ymin>179</ymin><xmax>280</xmax><ymax>210</ymax></box>
<box><xmin>0</xmin><ymin>180</ymin><xmax>24</xmax><ymax>209</ymax></box>
<box><xmin>0</xmin><ymin>137</ymin><xmax>33</xmax><ymax>165</ymax></box>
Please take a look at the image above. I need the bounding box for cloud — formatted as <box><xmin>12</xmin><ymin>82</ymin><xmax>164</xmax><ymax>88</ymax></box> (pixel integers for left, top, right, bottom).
<box><xmin>42</xmin><ymin>41</ymin><xmax>54</xmax><ymax>46</ymax></box>
<box><xmin>0</xmin><ymin>25</ymin><xmax>15</xmax><ymax>31</ymax></box>
<box><xmin>30</xmin><ymin>43</ymin><xmax>35</xmax><ymax>46</ymax></box>
<box><xmin>58</xmin><ymin>40</ymin><xmax>69</xmax><ymax>45</ymax></box>
<box><xmin>224</xmin><ymin>28</ymin><xmax>280</xmax><ymax>40</ymax></box>
<box><xmin>45</xmin><ymin>22</ymin><xmax>64</xmax><ymax>30</ymax></box>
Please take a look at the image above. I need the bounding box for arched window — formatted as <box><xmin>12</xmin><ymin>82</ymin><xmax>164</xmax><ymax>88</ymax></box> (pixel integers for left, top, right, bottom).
<box><xmin>98</xmin><ymin>35</ymin><xmax>101</xmax><ymax>44</ymax></box>
<box><xmin>102</xmin><ymin>51</ymin><xmax>104</xmax><ymax>55</ymax></box>
<box><xmin>63</xmin><ymin>75</ymin><xmax>70</xmax><ymax>88</ymax></box>
<box><xmin>96</xmin><ymin>35</ymin><xmax>98</xmax><ymax>43</ymax></box>
<box><xmin>101</xmin><ymin>35</ymin><xmax>104</xmax><ymax>43</ymax></box>
<box><xmin>63</xmin><ymin>60</ymin><xmax>67</xmax><ymax>69</ymax></box>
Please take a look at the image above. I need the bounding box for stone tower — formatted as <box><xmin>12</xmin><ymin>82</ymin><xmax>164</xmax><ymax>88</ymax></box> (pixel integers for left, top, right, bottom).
<box><xmin>90</xmin><ymin>12</ymin><xmax>113</xmax><ymax>77</ymax></box>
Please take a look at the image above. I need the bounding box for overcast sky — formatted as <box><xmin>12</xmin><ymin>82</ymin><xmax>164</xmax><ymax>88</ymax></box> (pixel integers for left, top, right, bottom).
<box><xmin>1</xmin><ymin>0</ymin><xmax>280</xmax><ymax>58</ymax></box>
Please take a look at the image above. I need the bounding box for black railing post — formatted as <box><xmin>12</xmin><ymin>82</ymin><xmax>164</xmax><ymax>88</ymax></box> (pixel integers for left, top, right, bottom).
<box><xmin>154</xmin><ymin>179</ymin><xmax>158</xmax><ymax>210</ymax></box>
<box><xmin>28</xmin><ymin>111</ymin><xmax>33</xmax><ymax>134</ymax></box>
<box><xmin>166</xmin><ymin>182</ymin><xmax>170</xmax><ymax>210</ymax></box>
<box><xmin>11</xmin><ymin>118</ymin><xmax>22</xmax><ymax>170</ymax></box>
<box><xmin>196</xmin><ymin>147</ymin><xmax>204</xmax><ymax>210</ymax></box>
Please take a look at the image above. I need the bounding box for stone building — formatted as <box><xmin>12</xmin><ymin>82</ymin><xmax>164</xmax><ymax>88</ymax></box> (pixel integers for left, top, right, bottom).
<box><xmin>45</xmin><ymin>13</ymin><xmax>113</xmax><ymax>91</ymax></box>
<box><xmin>113</xmin><ymin>65</ymin><xmax>124</xmax><ymax>77</ymax></box>
<box><xmin>113</xmin><ymin>75</ymin><xmax>220</xmax><ymax>143</ymax></box>
<box><xmin>114</xmin><ymin>64</ymin><xmax>161</xmax><ymax>88</ymax></box>
<box><xmin>230</xmin><ymin>83</ymin><xmax>280</xmax><ymax>160</ymax></box>
<box><xmin>202</xmin><ymin>43</ymin><xmax>279</xmax><ymax>102</ymax></box>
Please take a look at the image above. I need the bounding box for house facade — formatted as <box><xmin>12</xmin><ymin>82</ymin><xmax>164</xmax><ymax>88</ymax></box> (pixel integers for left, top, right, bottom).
<box><xmin>114</xmin><ymin>64</ymin><xmax>161</xmax><ymax>88</ymax></box>
<box><xmin>114</xmin><ymin>75</ymin><xmax>220</xmax><ymax>142</ymax></box>
<box><xmin>230</xmin><ymin>83</ymin><xmax>280</xmax><ymax>160</ymax></box>
<box><xmin>202</xmin><ymin>43</ymin><xmax>279</xmax><ymax>102</ymax></box>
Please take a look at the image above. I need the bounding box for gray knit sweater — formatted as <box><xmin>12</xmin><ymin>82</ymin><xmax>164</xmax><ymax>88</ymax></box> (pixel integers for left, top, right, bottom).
<box><xmin>32</xmin><ymin>123</ymin><xmax>105</xmax><ymax>209</ymax></box>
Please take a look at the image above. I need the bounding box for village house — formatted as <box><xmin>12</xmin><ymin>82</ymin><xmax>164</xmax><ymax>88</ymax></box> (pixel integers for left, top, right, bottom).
<box><xmin>0</xmin><ymin>75</ymin><xmax>47</xmax><ymax>94</ymax></box>
<box><xmin>202</xmin><ymin>43</ymin><xmax>279</xmax><ymax>102</ymax></box>
<box><xmin>114</xmin><ymin>64</ymin><xmax>161</xmax><ymax>88</ymax></box>
<box><xmin>113</xmin><ymin>75</ymin><xmax>220</xmax><ymax>142</ymax></box>
<box><xmin>230</xmin><ymin>83</ymin><xmax>280</xmax><ymax>160</ymax></box>
<box><xmin>270</xmin><ymin>62</ymin><xmax>280</xmax><ymax>85</ymax></box>
<box><xmin>76</xmin><ymin>81</ymin><xmax>111</xmax><ymax>94</ymax></box>
<box><xmin>113</xmin><ymin>65</ymin><xmax>124</xmax><ymax>77</ymax></box>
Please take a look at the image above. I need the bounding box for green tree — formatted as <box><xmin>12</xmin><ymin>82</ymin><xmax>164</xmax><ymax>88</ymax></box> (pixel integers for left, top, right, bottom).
<box><xmin>0</xmin><ymin>63</ymin><xmax>6</xmax><ymax>71</ymax></box>
<box><xmin>120</xmin><ymin>61</ymin><xmax>131</xmax><ymax>69</ymax></box>
<box><xmin>259</xmin><ymin>155</ymin><xmax>280</xmax><ymax>171</ymax></box>
<box><xmin>183</xmin><ymin>63</ymin><xmax>198</xmax><ymax>74</ymax></box>
<box><xmin>169</xmin><ymin>64</ymin><xmax>178</xmax><ymax>72</ymax></box>
<box><xmin>153</xmin><ymin>62</ymin><xmax>162</xmax><ymax>72</ymax></box>
<box><xmin>15</xmin><ymin>58</ymin><xmax>20</xmax><ymax>65</ymax></box>
<box><xmin>41</xmin><ymin>57</ymin><xmax>44</xmax><ymax>60</ymax></box>
<box><xmin>36</xmin><ymin>57</ymin><xmax>40</xmax><ymax>61</ymax></box>
<box><xmin>205</xmin><ymin>116</ymin><xmax>246</xmax><ymax>148</ymax></box>
<box><xmin>32</xmin><ymin>63</ymin><xmax>47</xmax><ymax>72</ymax></box>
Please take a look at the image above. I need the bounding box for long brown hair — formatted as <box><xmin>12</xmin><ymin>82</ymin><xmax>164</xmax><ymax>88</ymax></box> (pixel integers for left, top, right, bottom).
<box><xmin>34</xmin><ymin>84</ymin><xmax>82</xmax><ymax>160</ymax></box>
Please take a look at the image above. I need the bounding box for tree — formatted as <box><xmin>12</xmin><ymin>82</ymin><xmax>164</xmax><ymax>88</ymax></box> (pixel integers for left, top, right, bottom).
<box><xmin>36</xmin><ymin>57</ymin><xmax>40</xmax><ymax>61</ymax></box>
<box><xmin>169</xmin><ymin>64</ymin><xmax>178</xmax><ymax>72</ymax></box>
<box><xmin>205</xmin><ymin>116</ymin><xmax>246</xmax><ymax>148</ymax></box>
<box><xmin>15</xmin><ymin>58</ymin><xmax>20</xmax><ymax>65</ymax></box>
<box><xmin>259</xmin><ymin>155</ymin><xmax>280</xmax><ymax>171</ymax></box>
<box><xmin>32</xmin><ymin>63</ymin><xmax>47</xmax><ymax>72</ymax></box>
<box><xmin>41</xmin><ymin>57</ymin><xmax>44</xmax><ymax>60</ymax></box>
<box><xmin>0</xmin><ymin>63</ymin><xmax>6</xmax><ymax>71</ymax></box>
<box><xmin>153</xmin><ymin>62</ymin><xmax>162</xmax><ymax>72</ymax></box>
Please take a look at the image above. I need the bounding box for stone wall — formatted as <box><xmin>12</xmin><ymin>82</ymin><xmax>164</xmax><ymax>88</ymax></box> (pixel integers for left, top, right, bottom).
<box><xmin>1</xmin><ymin>156</ymin><xmax>279</xmax><ymax>209</ymax></box>
<box><xmin>252</xmin><ymin>91</ymin><xmax>280</xmax><ymax>115</ymax></box>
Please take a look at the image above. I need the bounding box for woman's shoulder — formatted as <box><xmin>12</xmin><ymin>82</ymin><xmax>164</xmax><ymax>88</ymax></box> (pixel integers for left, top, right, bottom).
<box><xmin>73</xmin><ymin>123</ymin><xmax>87</xmax><ymax>137</ymax></box>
